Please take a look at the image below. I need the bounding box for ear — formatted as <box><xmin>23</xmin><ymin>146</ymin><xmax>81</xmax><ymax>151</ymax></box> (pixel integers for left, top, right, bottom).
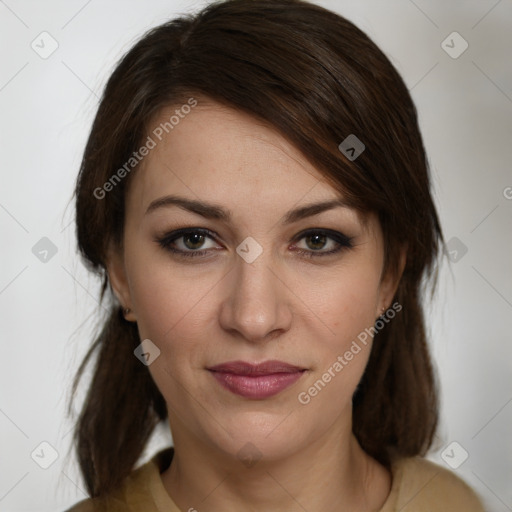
<box><xmin>377</xmin><ymin>244</ymin><xmax>407</xmax><ymax>317</ymax></box>
<box><xmin>106</xmin><ymin>243</ymin><xmax>137</xmax><ymax>322</ymax></box>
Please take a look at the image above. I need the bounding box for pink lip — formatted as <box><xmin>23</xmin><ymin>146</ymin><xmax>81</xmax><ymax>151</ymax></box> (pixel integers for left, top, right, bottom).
<box><xmin>207</xmin><ymin>360</ymin><xmax>306</xmax><ymax>399</ymax></box>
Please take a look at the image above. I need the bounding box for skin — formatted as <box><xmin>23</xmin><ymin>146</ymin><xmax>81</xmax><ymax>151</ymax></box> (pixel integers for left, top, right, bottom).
<box><xmin>108</xmin><ymin>99</ymin><xmax>405</xmax><ymax>511</ymax></box>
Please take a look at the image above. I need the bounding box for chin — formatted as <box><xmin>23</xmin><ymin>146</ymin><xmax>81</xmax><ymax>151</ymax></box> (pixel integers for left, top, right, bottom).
<box><xmin>195</xmin><ymin>408</ymin><xmax>313</xmax><ymax>465</ymax></box>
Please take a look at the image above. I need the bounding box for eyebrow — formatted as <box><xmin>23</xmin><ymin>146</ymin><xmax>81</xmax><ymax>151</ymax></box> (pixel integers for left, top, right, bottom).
<box><xmin>145</xmin><ymin>194</ymin><xmax>350</xmax><ymax>224</ymax></box>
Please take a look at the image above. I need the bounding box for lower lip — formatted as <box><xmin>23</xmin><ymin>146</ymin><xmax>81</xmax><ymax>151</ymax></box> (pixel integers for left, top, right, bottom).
<box><xmin>210</xmin><ymin>371</ymin><xmax>304</xmax><ymax>399</ymax></box>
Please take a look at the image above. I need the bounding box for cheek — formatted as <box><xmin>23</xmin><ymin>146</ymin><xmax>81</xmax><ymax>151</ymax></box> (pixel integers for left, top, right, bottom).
<box><xmin>292</xmin><ymin>264</ymin><xmax>382</xmax><ymax>405</ymax></box>
<box><xmin>295</xmin><ymin>296</ymin><xmax>379</xmax><ymax>418</ymax></box>
<box><xmin>125</xmin><ymin>246</ymin><xmax>218</xmax><ymax>342</ymax></box>
<box><xmin>125</xmin><ymin>258</ymin><xmax>214</xmax><ymax>409</ymax></box>
<box><xmin>296</xmin><ymin>262</ymin><xmax>382</xmax><ymax>349</ymax></box>
<box><xmin>124</xmin><ymin>247</ymin><xmax>223</xmax><ymax>403</ymax></box>
<box><xmin>126</xmin><ymin>240</ymin><xmax>383</xmax><ymax>363</ymax></box>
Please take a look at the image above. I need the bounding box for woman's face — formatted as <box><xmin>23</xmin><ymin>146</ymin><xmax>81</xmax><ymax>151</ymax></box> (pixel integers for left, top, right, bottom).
<box><xmin>109</xmin><ymin>100</ymin><xmax>399</xmax><ymax>462</ymax></box>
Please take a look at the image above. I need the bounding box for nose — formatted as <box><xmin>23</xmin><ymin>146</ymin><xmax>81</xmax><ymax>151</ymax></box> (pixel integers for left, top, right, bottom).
<box><xmin>218</xmin><ymin>249</ymin><xmax>293</xmax><ymax>344</ymax></box>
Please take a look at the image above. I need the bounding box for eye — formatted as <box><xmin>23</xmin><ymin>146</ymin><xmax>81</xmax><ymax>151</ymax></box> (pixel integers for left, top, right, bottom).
<box><xmin>291</xmin><ymin>229</ymin><xmax>354</xmax><ymax>258</ymax></box>
<box><xmin>155</xmin><ymin>228</ymin><xmax>221</xmax><ymax>258</ymax></box>
<box><xmin>155</xmin><ymin>227</ymin><xmax>354</xmax><ymax>260</ymax></box>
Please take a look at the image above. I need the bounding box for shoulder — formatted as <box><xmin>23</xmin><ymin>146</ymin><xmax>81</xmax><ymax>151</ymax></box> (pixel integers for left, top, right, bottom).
<box><xmin>64</xmin><ymin>448</ymin><xmax>174</xmax><ymax>512</ymax></box>
<box><xmin>66</xmin><ymin>480</ymin><xmax>144</xmax><ymax>512</ymax></box>
<box><xmin>64</xmin><ymin>495</ymin><xmax>128</xmax><ymax>512</ymax></box>
<box><xmin>388</xmin><ymin>456</ymin><xmax>485</xmax><ymax>511</ymax></box>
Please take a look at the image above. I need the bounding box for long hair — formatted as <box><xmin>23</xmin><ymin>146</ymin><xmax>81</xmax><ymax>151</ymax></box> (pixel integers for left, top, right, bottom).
<box><xmin>71</xmin><ymin>0</ymin><xmax>443</xmax><ymax>497</ymax></box>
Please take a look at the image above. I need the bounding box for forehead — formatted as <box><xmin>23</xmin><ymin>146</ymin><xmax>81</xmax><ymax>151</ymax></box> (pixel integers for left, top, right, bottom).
<box><xmin>137</xmin><ymin>101</ymin><xmax>324</xmax><ymax>197</ymax></box>
<box><xmin>125</xmin><ymin>99</ymin><xmax>369</xmax><ymax>231</ymax></box>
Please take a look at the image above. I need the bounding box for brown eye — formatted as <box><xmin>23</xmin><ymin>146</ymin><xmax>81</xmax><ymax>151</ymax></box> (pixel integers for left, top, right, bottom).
<box><xmin>304</xmin><ymin>233</ymin><xmax>328</xmax><ymax>250</ymax></box>
<box><xmin>156</xmin><ymin>228</ymin><xmax>221</xmax><ymax>258</ymax></box>
<box><xmin>183</xmin><ymin>233</ymin><xmax>206</xmax><ymax>250</ymax></box>
<box><xmin>292</xmin><ymin>229</ymin><xmax>354</xmax><ymax>258</ymax></box>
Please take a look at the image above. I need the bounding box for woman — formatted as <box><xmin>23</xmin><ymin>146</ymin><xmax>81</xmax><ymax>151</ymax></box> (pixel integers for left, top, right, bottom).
<box><xmin>67</xmin><ymin>0</ymin><xmax>485</xmax><ymax>510</ymax></box>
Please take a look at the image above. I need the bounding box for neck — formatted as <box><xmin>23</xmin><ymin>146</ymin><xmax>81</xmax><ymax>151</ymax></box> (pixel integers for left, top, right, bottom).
<box><xmin>160</xmin><ymin>419</ymin><xmax>391</xmax><ymax>512</ymax></box>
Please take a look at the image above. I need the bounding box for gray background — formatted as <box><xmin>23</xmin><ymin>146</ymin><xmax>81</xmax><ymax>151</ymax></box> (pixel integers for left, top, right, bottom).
<box><xmin>1</xmin><ymin>0</ymin><xmax>511</xmax><ymax>510</ymax></box>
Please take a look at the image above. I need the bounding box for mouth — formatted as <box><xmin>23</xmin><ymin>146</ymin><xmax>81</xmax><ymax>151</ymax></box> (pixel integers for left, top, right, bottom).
<box><xmin>207</xmin><ymin>360</ymin><xmax>307</xmax><ymax>399</ymax></box>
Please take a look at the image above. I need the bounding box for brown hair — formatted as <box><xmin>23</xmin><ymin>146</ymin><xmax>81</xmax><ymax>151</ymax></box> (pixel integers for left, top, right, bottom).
<box><xmin>71</xmin><ymin>0</ymin><xmax>443</xmax><ymax>497</ymax></box>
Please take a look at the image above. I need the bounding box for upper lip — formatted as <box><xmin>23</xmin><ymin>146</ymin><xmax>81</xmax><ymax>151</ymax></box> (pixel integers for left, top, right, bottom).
<box><xmin>207</xmin><ymin>360</ymin><xmax>305</xmax><ymax>375</ymax></box>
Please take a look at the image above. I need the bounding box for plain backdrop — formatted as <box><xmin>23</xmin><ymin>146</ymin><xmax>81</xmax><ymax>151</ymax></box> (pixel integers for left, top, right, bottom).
<box><xmin>1</xmin><ymin>1</ymin><xmax>511</xmax><ymax>510</ymax></box>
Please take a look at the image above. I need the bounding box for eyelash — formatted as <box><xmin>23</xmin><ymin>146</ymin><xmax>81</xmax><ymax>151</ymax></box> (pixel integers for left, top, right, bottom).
<box><xmin>155</xmin><ymin>227</ymin><xmax>354</xmax><ymax>260</ymax></box>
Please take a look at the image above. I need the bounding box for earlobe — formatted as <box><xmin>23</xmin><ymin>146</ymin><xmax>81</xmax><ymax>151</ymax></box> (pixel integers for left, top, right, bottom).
<box><xmin>106</xmin><ymin>245</ymin><xmax>137</xmax><ymax>322</ymax></box>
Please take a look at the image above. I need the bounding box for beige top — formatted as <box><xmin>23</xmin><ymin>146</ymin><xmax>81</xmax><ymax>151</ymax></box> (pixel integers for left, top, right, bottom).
<box><xmin>67</xmin><ymin>447</ymin><xmax>485</xmax><ymax>511</ymax></box>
